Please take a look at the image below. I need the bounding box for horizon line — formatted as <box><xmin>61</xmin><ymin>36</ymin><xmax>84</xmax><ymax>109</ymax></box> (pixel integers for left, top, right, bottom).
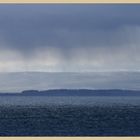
<box><xmin>1</xmin><ymin>70</ymin><xmax>140</xmax><ymax>73</ymax></box>
<box><xmin>0</xmin><ymin>88</ymin><xmax>140</xmax><ymax>94</ymax></box>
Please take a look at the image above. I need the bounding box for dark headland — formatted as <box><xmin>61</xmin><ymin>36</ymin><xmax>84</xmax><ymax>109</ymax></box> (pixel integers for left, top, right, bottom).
<box><xmin>0</xmin><ymin>89</ymin><xmax>140</xmax><ymax>96</ymax></box>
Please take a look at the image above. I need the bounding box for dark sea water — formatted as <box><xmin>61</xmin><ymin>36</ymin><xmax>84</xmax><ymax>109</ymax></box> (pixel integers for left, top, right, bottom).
<box><xmin>0</xmin><ymin>96</ymin><xmax>140</xmax><ymax>136</ymax></box>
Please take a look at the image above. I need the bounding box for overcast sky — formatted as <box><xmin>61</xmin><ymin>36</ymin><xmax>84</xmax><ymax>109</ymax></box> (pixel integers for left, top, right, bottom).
<box><xmin>0</xmin><ymin>4</ymin><xmax>140</xmax><ymax>72</ymax></box>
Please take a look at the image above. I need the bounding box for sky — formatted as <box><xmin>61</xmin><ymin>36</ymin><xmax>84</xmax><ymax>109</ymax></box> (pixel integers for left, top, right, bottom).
<box><xmin>0</xmin><ymin>4</ymin><xmax>140</xmax><ymax>91</ymax></box>
<box><xmin>0</xmin><ymin>4</ymin><xmax>140</xmax><ymax>72</ymax></box>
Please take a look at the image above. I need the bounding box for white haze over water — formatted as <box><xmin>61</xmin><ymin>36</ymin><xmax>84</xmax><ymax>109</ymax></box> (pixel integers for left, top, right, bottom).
<box><xmin>0</xmin><ymin>72</ymin><xmax>140</xmax><ymax>92</ymax></box>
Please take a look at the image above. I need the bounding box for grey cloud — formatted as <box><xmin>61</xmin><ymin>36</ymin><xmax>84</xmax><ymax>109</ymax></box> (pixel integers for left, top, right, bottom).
<box><xmin>0</xmin><ymin>4</ymin><xmax>140</xmax><ymax>52</ymax></box>
<box><xmin>0</xmin><ymin>4</ymin><xmax>140</xmax><ymax>72</ymax></box>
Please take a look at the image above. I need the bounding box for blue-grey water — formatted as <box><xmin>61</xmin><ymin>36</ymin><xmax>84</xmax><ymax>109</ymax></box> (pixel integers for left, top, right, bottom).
<box><xmin>0</xmin><ymin>95</ymin><xmax>140</xmax><ymax>136</ymax></box>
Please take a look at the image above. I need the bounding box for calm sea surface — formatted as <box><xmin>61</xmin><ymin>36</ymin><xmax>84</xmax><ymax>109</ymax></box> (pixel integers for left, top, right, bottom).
<box><xmin>0</xmin><ymin>96</ymin><xmax>140</xmax><ymax>136</ymax></box>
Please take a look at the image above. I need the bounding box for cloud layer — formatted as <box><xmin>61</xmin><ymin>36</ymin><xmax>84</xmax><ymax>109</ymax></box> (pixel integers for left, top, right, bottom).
<box><xmin>0</xmin><ymin>4</ymin><xmax>140</xmax><ymax>72</ymax></box>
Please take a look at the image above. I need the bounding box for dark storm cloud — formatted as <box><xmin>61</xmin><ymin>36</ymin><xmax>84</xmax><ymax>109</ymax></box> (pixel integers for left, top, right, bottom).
<box><xmin>0</xmin><ymin>4</ymin><xmax>140</xmax><ymax>52</ymax></box>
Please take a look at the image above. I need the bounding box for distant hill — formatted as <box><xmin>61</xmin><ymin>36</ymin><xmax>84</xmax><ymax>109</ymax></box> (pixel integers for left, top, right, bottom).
<box><xmin>0</xmin><ymin>89</ymin><xmax>140</xmax><ymax>96</ymax></box>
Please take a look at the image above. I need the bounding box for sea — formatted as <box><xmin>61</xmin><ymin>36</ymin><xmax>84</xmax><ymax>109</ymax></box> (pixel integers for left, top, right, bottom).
<box><xmin>0</xmin><ymin>95</ymin><xmax>140</xmax><ymax>136</ymax></box>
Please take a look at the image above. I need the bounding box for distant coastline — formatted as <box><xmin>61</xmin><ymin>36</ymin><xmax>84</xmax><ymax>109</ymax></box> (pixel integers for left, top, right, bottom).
<box><xmin>0</xmin><ymin>89</ymin><xmax>140</xmax><ymax>96</ymax></box>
